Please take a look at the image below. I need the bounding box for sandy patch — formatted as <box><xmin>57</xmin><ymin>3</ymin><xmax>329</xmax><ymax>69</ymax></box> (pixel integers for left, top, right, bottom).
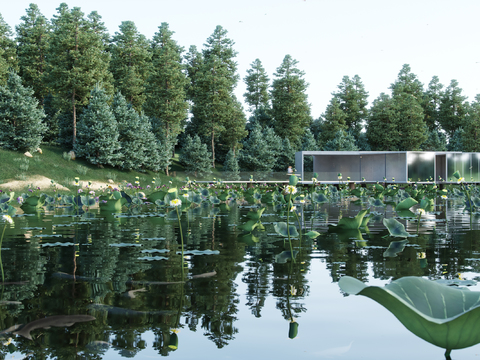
<box><xmin>0</xmin><ymin>175</ymin><xmax>116</xmax><ymax>192</ymax></box>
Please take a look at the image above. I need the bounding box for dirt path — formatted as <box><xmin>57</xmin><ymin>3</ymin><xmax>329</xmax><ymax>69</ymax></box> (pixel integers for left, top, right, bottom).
<box><xmin>0</xmin><ymin>175</ymin><xmax>115</xmax><ymax>192</ymax></box>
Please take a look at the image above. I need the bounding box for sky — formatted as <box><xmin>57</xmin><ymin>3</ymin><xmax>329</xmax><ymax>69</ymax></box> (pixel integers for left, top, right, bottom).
<box><xmin>3</xmin><ymin>0</ymin><xmax>480</xmax><ymax>119</ymax></box>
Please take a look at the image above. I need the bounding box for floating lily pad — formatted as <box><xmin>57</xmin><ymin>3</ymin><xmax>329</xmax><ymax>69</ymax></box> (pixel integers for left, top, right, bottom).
<box><xmin>383</xmin><ymin>218</ymin><xmax>411</xmax><ymax>238</ymax></box>
<box><xmin>273</xmin><ymin>222</ymin><xmax>299</xmax><ymax>237</ymax></box>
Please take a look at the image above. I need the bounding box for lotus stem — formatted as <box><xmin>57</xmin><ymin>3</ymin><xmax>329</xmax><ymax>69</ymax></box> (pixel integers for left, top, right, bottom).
<box><xmin>175</xmin><ymin>207</ymin><xmax>185</xmax><ymax>268</ymax></box>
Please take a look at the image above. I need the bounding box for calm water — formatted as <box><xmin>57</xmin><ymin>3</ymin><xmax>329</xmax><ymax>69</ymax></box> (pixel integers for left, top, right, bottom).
<box><xmin>2</xmin><ymin>197</ymin><xmax>480</xmax><ymax>359</ymax></box>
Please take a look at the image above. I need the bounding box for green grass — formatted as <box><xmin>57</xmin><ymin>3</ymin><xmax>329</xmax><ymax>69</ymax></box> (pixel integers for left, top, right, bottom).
<box><xmin>0</xmin><ymin>145</ymin><xmax>186</xmax><ymax>191</ymax></box>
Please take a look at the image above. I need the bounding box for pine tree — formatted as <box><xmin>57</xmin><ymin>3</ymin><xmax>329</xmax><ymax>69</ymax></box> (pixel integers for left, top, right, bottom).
<box><xmin>333</xmin><ymin>75</ymin><xmax>368</xmax><ymax>139</ymax></box>
<box><xmin>0</xmin><ymin>13</ymin><xmax>17</xmax><ymax>83</ymax></box>
<box><xmin>319</xmin><ymin>97</ymin><xmax>347</xmax><ymax>145</ymax></box>
<box><xmin>301</xmin><ymin>128</ymin><xmax>317</xmax><ymax>171</ymax></box>
<box><xmin>447</xmin><ymin>127</ymin><xmax>464</xmax><ymax>151</ymax></box>
<box><xmin>140</xmin><ymin>113</ymin><xmax>170</xmax><ymax>173</ymax></box>
<box><xmin>189</xmin><ymin>26</ymin><xmax>240</xmax><ymax>167</ymax></box>
<box><xmin>390</xmin><ymin>64</ymin><xmax>424</xmax><ymax>98</ymax></box>
<box><xmin>0</xmin><ymin>71</ymin><xmax>46</xmax><ymax>152</ymax></box>
<box><xmin>438</xmin><ymin>79</ymin><xmax>468</xmax><ymax>137</ymax></box>
<box><xmin>109</xmin><ymin>21</ymin><xmax>151</xmax><ymax>111</ymax></box>
<box><xmin>113</xmin><ymin>92</ymin><xmax>147</xmax><ymax>171</ymax></box>
<box><xmin>143</xmin><ymin>23</ymin><xmax>188</xmax><ymax>144</ymax></box>
<box><xmin>74</xmin><ymin>86</ymin><xmax>120</xmax><ymax>166</ymax></box>
<box><xmin>223</xmin><ymin>148</ymin><xmax>240</xmax><ymax>180</ymax></box>
<box><xmin>366</xmin><ymin>93</ymin><xmax>398</xmax><ymax>150</ymax></box>
<box><xmin>274</xmin><ymin>137</ymin><xmax>296</xmax><ymax>172</ymax></box>
<box><xmin>462</xmin><ymin>96</ymin><xmax>480</xmax><ymax>152</ymax></box>
<box><xmin>42</xmin><ymin>93</ymin><xmax>61</xmax><ymax>143</ymax></box>
<box><xmin>392</xmin><ymin>92</ymin><xmax>427</xmax><ymax>150</ymax></box>
<box><xmin>323</xmin><ymin>130</ymin><xmax>358</xmax><ymax>151</ymax></box>
<box><xmin>45</xmin><ymin>4</ymin><xmax>113</xmax><ymax>146</ymax></box>
<box><xmin>179</xmin><ymin>135</ymin><xmax>212</xmax><ymax>176</ymax></box>
<box><xmin>243</xmin><ymin>58</ymin><xmax>270</xmax><ymax>113</ymax></box>
<box><xmin>239</xmin><ymin>123</ymin><xmax>280</xmax><ymax>172</ymax></box>
<box><xmin>422</xmin><ymin>76</ymin><xmax>443</xmax><ymax>131</ymax></box>
<box><xmin>271</xmin><ymin>55</ymin><xmax>312</xmax><ymax>148</ymax></box>
<box><xmin>219</xmin><ymin>96</ymin><xmax>247</xmax><ymax>156</ymax></box>
<box><xmin>15</xmin><ymin>4</ymin><xmax>50</xmax><ymax>104</ymax></box>
<box><xmin>421</xmin><ymin>129</ymin><xmax>447</xmax><ymax>151</ymax></box>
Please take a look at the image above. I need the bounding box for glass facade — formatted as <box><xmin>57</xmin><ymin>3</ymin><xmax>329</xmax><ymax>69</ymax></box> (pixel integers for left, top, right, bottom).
<box><xmin>407</xmin><ymin>152</ymin><xmax>434</xmax><ymax>182</ymax></box>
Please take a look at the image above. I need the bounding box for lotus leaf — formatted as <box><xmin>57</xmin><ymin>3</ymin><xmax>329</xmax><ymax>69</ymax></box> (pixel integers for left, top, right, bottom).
<box><xmin>238</xmin><ymin>220</ymin><xmax>260</xmax><ymax>232</ymax></box>
<box><xmin>304</xmin><ymin>230</ymin><xmax>321</xmax><ymax>239</ymax></box>
<box><xmin>383</xmin><ymin>239</ymin><xmax>409</xmax><ymax>257</ymax></box>
<box><xmin>245</xmin><ymin>207</ymin><xmax>265</xmax><ymax>221</ymax></box>
<box><xmin>200</xmin><ymin>189</ymin><xmax>210</xmax><ymax>197</ymax></box>
<box><xmin>383</xmin><ymin>218</ymin><xmax>411</xmax><ymax>237</ymax></box>
<box><xmin>368</xmin><ymin>197</ymin><xmax>385</xmax><ymax>207</ymax></box>
<box><xmin>24</xmin><ymin>195</ymin><xmax>45</xmax><ymax>208</ymax></box>
<box><xmin>218</xmin><ymin>191</ymin><xmax>229</xmax><ymax>201</ymax></box>
<box><xmin>334</xmin><ymin>209</ymin><xmax>369</xmax><ymax>230</ymax></box>
<box><xmin>396</xmin><ymin>210</ymin><xmax>416</xmax><ymax>218</ymax></box>
<box><xmin>99</xmin><ymin>198</ymin><xmax>123</xmax><ymax>212</ymax></box>
<box><xmin>148</xmin><ymin>191</ymin><xmax>167</xmax><ymax>203</ymax></box>
<box><xmin>311</xmin><ymin>192</ymin><xmax>328</xmax><ymax>204</ymax></box>
<box><xmin>273</xmin><ymin>222</ymin><xmax>299</xmax><ymax>237</ymax></box>
<box><xmin>275</xmin><ymin>250</ymin><xmax>298</xmax><ymax>263</ymax></box>
<box><xmin>209</xmin><ymin>196</ymin><xmax>221</xmax><ymax>204</ymax></box>
<box><xmin>396</xmin><ymin>198</ymin><xmax>418</xmax><ymax>211</ymax></box>
<box><xmin>338</xmin><ymin>275</ymin><xmax>480</xmax><ymax>355</ymax></box>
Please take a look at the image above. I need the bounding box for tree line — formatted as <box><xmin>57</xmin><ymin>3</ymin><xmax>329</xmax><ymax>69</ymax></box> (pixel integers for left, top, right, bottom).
<box><xmin>0</xmin><ymin>4</ymin><xmax>478</xmax><ymax>176</ymax></box>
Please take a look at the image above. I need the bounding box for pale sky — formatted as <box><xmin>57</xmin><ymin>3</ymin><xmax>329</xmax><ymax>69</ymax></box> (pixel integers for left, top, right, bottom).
<box><xmin>3</xmin><ymin>0</ymin><xmax>480</xmax><ymax>119</ymax></box>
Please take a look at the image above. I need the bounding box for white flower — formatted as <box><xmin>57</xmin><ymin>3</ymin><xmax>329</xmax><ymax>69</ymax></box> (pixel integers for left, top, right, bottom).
<box><xmin>290</xmin><ymin>285</ymin><xmax>297</xmax><ymax>296</ymax></box>
<box><xmin>285</xmin><ymin>185</ymin><xmax>297</xmax><ymax>194</ymax></box>
<box><xmin>183</xmin><ymin>193</ymin><xmax>189</xmax><ymax>198</ymax></box>
<box><xmin>416</xmin><ymin>208</ymin><xmax>425</xmax><ymax>215</ymax></box>
<box><xmin>290</xmin><ymin>206</ymin><xmax>296</xmax><ymax>212</ymax></box>
<box><xmin>441</xmin><ymin>195</ymin><xmax>448</xmax><ymax>200</ymax></box>
<box><xmin>457</xmin><ymin>177</ymin><xmax>465</xmax><ymax>183</ymax></box>
<box><xmin>170</xmin><ymin>199</ymin><xmax>182</xmax><ymax>207</ymax></box>
<box><xmin>2</xmin><ymin>215</ymin><xmax>13</xmax><ymax>225</ymax></box>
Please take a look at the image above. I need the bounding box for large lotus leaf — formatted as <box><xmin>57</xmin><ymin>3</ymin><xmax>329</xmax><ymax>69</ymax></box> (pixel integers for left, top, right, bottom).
<box><xmin>383</xmin><ymin>239</ymin><xmax>409</xmax><ymax>257</ymax></box>
<box><xmin>147</xmin><ymin>191</ymin><xmax>167</xmax><ymax>203</ymax></box>
<box><xmin>350</xmin><ymin>188</ymin><xmax>364</xmax><ymax>198</ymax></box>
<box><xmin>383</xmin><ymin>218</ymin><xmax>411</xmax><ymax>237</ymax></box>
<box><xmin>238</xmin><ymin>220</ymin><xmax>260</xmax><ymax>232</ymax></box>
<box><xmin>374</xmin><ymin>183</ymin><xmax>384</xmax><ymax>191</ymax></box>
<box><xmin>396</xmin><ymin>210</ymin><xmax>416</xmax><ymax>218</ymax></box>
<box><xmin>200</xmin><ymin>188</ymin><xmax>210</xmax><ymax>197</ymax></box>
<box><xmin>209</xmin><ymin>196</ymin><xmax>221</xmax><ymax>204</ymax></box>
<box><xmin>99</xmin><ymin>198</ymin><xmax>123</xmax><ymax>212</ymax></box>
<box><xmin>336</xmin><ymin>209</ymin><xmax>369</xmax><ymax>230</ymax></box>
<box><xmin>396</xmin><ymin>198</ymin><xmax>418</xmax><ymax>211</ymax></box>
<box><xmin>368</xmin><ymin>197</ymin><xmax>385</xmax><ymax>207</ymax></box>
<box><xmin>304</xmin><ymin>230</ymin><xmax>321</xmax><ymax>239</ymax></box>
<box><xmin>24</xmin><ymin>195</ymin><xmax>45</xmax><ymax>207</ymax></box>
<box><xmin>0</xmin><ymin>192</ymin><xmax>13</xmax><ymax>204</ymax></box>
<box><xmin>191</xmin><ymin>193</ymin><xmax>203</xmax><ymax>204</ymax></box>
<box><xmin>80</xmin><ymin>195</ymin><xmax>96</xmax><ymax>207</ymax></box>
<box><xmin>218</xmin><ymin>191</ymin><xmax>229</xmax><ymax>201</ymax></box>
<box><xmin>275</xmin><ymin>250</ymin><xmax>298</xmax><ymax>263</ymax></box>
<box><xmin>311</xmin><ymin>192</ymin><xmax>328</xmax><ymax>204</ymax></box>
<box><xmin>338</xmin><ymin>276</ymin><xmax>480</xmax><ymax>351</ymax></box>
<box><xmin>261</xmin><ymin>192</ymin><xmax>275</xmax><ymax>203</ymax></box>
<box><xmin>274</xmin><ymin>222</ymin><xmax>299</xmax><ymax>237</ymax></box>
<box><xmin>245</xmin><ymin>207</ymin><xmax>265</xmax><ymax>221</ymax></box>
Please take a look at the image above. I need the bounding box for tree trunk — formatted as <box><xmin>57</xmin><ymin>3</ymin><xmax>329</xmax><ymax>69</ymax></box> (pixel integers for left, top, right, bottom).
<box><xmin>212</xmin><ymin>130</ymin><xmax>215</xmax><ymax>168</ymax></box>
<box><xmin>72</xmin><ymin>89</ymin><xmax>76</xmax><ymax>145</ymax></box>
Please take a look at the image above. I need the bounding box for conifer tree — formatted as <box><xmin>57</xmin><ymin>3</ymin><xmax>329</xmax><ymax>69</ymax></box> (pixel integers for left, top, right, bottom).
<box><xmin>189</xmin><ymin>26</ymin><xmax>240</xmax><ymax>167</ymax></box>
<box><xmin>0</xmin><ymin>13</ymin><xmax>17</xmax><ymax>83</ymax></box>
<box><xmin>0</xmin><ymin>71</ymin><xmax>45</xmax><ymax>152</ymax></box>
<box><xmin>140</xmin><ymin>113</ymin><xmax>170</xmax><ymax>173</ymax></box>
<box><xmin>447</xmin><ymin>127</ymin><xmax>464</xmax><ymax>151</ymax></box>
<box><xmin>366</xmin><ymin>93</ymin><xmax>398</xmax><ymax>150</ymax></box>
<box><xmin>16</xmin><ymin>4</ymin><xmax>50</xmax><ymax>104</ymax></box>
<box><xmin>319</xmin><ymin>97</ymin><xmax>347</xmax><ymax>145</ymax></box>
<box><xmin>113</xmin><ymin>92</ymin><xmax>148</xmax><ymax>171</ymax></box>
<box><xmin>421</xmin><ymin>129</ymin><xmax>447</xmax><ymax>151</ymax></box>
<box><xmin>45</xmin><ymin>4</ymin><xmax>113</xmax><ymax>146</ymax></box>
<box><xmin>271</xmin><ymin>55</ymin><xmax>311</xmax><ymax>148</ymax></box>
<box><xmin>462</xmin><ymin>96</ymin><xmax>480</xmax><ymax>152</ymax></box>
<box><xmin>180</xmin><ymin>135</ymin><xmax>212</xmax><ymax>176</ymax></box>
<box><xmin>301</xmin><ymin>128</ymin><xmax>317</xmax><ymax>171</ymax></box>
<box><xmin>109</xmin><ymin>21</ymin><xmax>151</xmax><ymax>111</ymax></box>
<box><xmin>392</xmin><ymin>92</ymin><xmax>427</xmax><ymax>150</ymax></box>
<box><xmin>390</xmin><ymin>64</ymin><xmax>424</xmax><ymax>98</ymax></box>
<box><xmin>274</xmin><ymin>137</ymin><xmax>296</xmax><ymax>172</ymax></box>
<box><xmin>333</xmin><ymin>75</ymin><xmax>368</xmax><ymax>139</ymax></box>
<box><xmin>438</xmin><ymin>79</ymin><xmax>468</xmax><ymax>137</ymax></box>
<box><xmin>422</xmin><ymin>76</ymin><xmax>443</xmax><ymax>131</ymax></box>
<box><xmin>143</xmin><ymin>23</ymin><xmax>188</xmax><ymax>144</ymax></box>
<box><xmin>219</xmin><ymin>97</ymin><xmax>247</xmax><ymax>155</ymax></box>
<box><xmin>239</xmin><ymin>123</ymin><xmax>279</xmax><ymax>172</ymax></box>
<box><xmin>243</xmin><ymin>58</ymin><xmax>270</xmax><ymax>113</ymax></box>
<box><xmin>223</xmin><ymin>149</ymin><xmax>240</xmax><ymax>180</ymax></box>
<box><xmin>323</xmin><ymin>130</ymin><xmax>358</xmax><ymax>151</ymax></box>
<box><xmin>74</xmin><ymin>86</ymin><xmax>120</xmax><ymax>166</ymax></box>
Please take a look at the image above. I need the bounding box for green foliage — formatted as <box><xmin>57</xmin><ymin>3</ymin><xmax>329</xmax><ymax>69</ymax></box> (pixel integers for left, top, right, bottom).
<box><xmin>274</xmin><ymin>137</ymin><xmax>296</xmax><ymax>172</ymax></box>
<box><xmin>271</xmin><ymin>55</ymin><xmax>312</xmax><ymax>148</ymax></box>
<box><xmin>73</xmin><ymin>86</ymin><xmax>120</xmax><ymax>166</ymax></box>
<box><xmin>323</xmin><ymin>130</ymin><xmax>358</xmax><ymax>151</ymax></box>
<box><xmin>143</xmin><ymin>23</ymin><xmax>188</xmax><ymax>141</ymax></box>
<box><xmin>239</xmin><ymin>123</ymin><xmax>280</xmax><ymax>172</ymax></box>
<box><xmin>422</xmin><ymin>75</ymin><xmax>444</xmax><ymax>131</ymax></box>
<box><xmin>45</xmin><ymin>4</ymin><xmax>113</xmax><ymax>146</ymax></box>
<box><xmin>243</xmin><ymin>58</ymin><xmax>270</xmax><ymax>113</ymax></box>
<box><xmin>109</xmin><ymin>21</ymin><xmax>151</xmax><ymax>111</ymax></box>
<box><xmin>0</xmin><ymin>13</ymin><xmax>17</xmax><ymax>84</ymax></box>
<box><xmin>462</xmin><ymin>95</ymin><xmax>480</xmax><ymax>152</ymax></box>
<box><xmin>438</xmin><ymin>79</ymin><xmax>468</xmax><ymax>137</ymax></box>
<box><xmin>447</xmin><ymin>127</ymin><xmax>464</xmax><ymax>151</ymax></box>
<box><xmin>383</xmin><ymin>218</ymin><xmax>410</xmax><ymax>237</ymax></box>
<box><xmin>0</xmin><ymin>71</ymin><xmax>46</xmax><ymax>152</ymax></box>
<box><xmin>223</xmin><ymin>149</ymin><xmax>240</xmax><ymax>180</ymax></box>
<box><xmin>179</xmin><ymin>135</ymin><xmax>212</xmax><ymax>176</ymax></box>
<box><xmin>421</xmin><ymin>128</ymin><xmax>447</xmax><ymax>151</ymax></box>
<box><xmin>332</xmin><ymin>75</ymin><xmax>368</xmax><ymax>139</ymax></box>
<box><xmin>15</xmin><ymin>4</ymin><xmax>50</xmax><ymax>104</ymax></box>
<box><xmin>319</xmin><ymin>97</ymin><xmax>347</xmax><ymax>145</ymax></box>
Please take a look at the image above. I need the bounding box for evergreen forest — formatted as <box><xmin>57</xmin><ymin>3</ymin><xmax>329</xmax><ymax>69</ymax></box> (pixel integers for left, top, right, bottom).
<box><xmin>1</xmin><ymin>3</ymin><xmax>478</xmax><ymax>176</ymax></box>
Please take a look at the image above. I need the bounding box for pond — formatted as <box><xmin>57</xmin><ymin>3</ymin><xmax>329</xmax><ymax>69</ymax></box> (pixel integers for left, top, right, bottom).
<box><xmin>1</xmin><ymin>182</ymin><xmax>480</xmax><ymax>359</ymax></box>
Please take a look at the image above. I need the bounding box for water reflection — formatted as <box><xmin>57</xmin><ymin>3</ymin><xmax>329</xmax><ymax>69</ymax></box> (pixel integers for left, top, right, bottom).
<box><xmin>0</xmin><ymin>197</ymin><xmax>479</xmax><ymax>358</ymax></box>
